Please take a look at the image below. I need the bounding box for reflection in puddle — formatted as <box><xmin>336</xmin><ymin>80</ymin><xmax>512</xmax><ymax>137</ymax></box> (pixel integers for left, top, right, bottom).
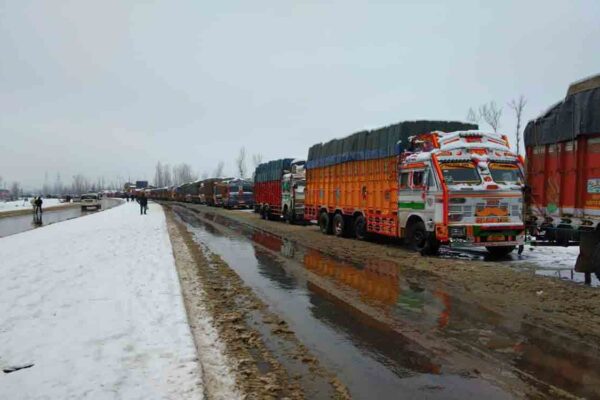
<box><xmin>174</xmin><ymin>206</ymin><xmax>600</xmax><ymax>399</ymax></box>
<box><xmin>174</xmin><ymin>207</ymin><xmax>515</xmax><ymax>399</ymax></box>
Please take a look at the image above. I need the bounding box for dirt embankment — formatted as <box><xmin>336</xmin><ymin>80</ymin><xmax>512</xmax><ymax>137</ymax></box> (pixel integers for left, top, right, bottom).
<box><xmin>164</xmin><ymin>207</ymin><xmax>350</xmax><ymax>400</ymax></box>
<box><xmin>183</xmin><ymin>205</ymin><xmax>600</xmax><ymax>349</ymax></box>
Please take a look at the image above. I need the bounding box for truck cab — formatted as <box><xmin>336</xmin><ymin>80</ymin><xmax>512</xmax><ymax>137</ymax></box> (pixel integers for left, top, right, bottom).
<box><xmin>399</xmin><ymin>131</ymin><xmax>525</xmax><ymax>256</ymax></box>
<box><xmin>282</xmin><ymin>160</ymin><xmax>306</xmax><ymax>223</ymax></box>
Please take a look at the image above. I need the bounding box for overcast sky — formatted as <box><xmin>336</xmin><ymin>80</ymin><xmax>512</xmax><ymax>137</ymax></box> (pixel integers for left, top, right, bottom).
<box><xmin>1</xmin><ymin>0</ymin><xmax>599</xmax><ymax>189</ymax></box>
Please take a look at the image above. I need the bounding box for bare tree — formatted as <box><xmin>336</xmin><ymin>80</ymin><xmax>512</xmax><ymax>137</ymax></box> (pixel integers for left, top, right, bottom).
<box><xmin>252</xmin><ymin>153</ymin><xmax>263</xmax><ymax>168</ymax></box>
<box><xmin>466</xmin><ymin>107</ymin><xmax>481</xmax><ymax>125</ymax></box>
<box><xmin>42</xmin><ymin>171</ymin><xmax>50</xmax><ymax>196</ymax></box>
<box><xmin>508</xmin><ymin>95</ymin><xmax>527</xmax><ymax>156</ymax></box>
<box><xmin>154</xmin><ymin>161</ymin><xmax>164</xmax><ymax>187</ymax></box>
<box><xmin>479</xmin><ymin>101</ymin><xmax>503</xmax><ymax>132</ymax></box>
<box><xmin>10</xmin><ymin>181</ymin><xmax>21</xmax><ymax>200</ymax></box>
<box><xmin>53</xmin><ymin>172</ymin><xmax>63</xmax><ymax>195</ymax></box>
<box><xmin>213</xmin><ymin>161</ymin><xmax>224</xmax><ymax>178</ymax></box>
<box><xmin>71</xmin><ymin>174</ymin><xmax>89</xmax><ymax>195</ymax></box>
<box><xmin>163</xmin><ymin>164</ymin><xmax>173</xmax><ymax>187</ymax></box>
<box><xmin>172</xmin><ymin>163</ymin><xmax>197</xmax><ymax>186</ymax></box>
<box><xmin>236</xmin><ymin>147</ymin><xmax>247</xmax><ymax>178</ymax></box>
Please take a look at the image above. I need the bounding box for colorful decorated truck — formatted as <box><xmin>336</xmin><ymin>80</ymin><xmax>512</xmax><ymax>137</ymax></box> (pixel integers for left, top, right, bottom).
<box><xmin>524</xmin><ymin>74</ymin><xmax>600</xmax><ymax>281</ymax></box>
<box><xmin>254</xmin><ymin>158</ymin><xmax>306</xmax><ymax>222</ymax></box>
<box><xmin>198</xmin><ymin>178</ymin><xmax>222</xmax><ymax>206</ymax></box>
<box><xmin>305</xmin><ymin>120</ymin><xmax>526</xmax><ymax>256</ymax></box>
<box><xmin>281</xmin><ymin>160</ymin><xmax>306</xmax><ymax>223</ymax></box>
<box><xmin>214</xmin><ymin>178</ymin><xmax>254</xmax><ymax>209</ymax></box>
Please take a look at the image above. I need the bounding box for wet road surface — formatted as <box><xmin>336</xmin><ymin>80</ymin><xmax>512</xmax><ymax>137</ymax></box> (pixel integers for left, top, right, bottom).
<box><xmin>0</xmin><ymin>199</ymin><xmax>122</xmax><ymax>238</ymax></box>
<box><xmin>172</xmin><ymin>204</ymin><xmax>600</xmax><ymax>399</ymax></box>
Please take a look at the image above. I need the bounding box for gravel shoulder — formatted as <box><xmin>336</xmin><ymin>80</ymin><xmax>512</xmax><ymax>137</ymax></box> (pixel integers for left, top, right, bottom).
<box><xmin>164</xmin><ymin>206</ymin><xmax>350</xmax><ymax>400</ymax></box>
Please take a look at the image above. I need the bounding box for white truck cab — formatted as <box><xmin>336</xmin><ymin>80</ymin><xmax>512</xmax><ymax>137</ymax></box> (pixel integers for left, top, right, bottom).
<box><xmin>398</xmin><ymin>131</ymin><xmax>525</xmax><ymax>257</ymax></box>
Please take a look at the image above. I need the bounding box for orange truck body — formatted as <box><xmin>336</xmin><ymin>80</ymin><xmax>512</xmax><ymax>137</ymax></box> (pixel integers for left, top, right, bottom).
<box><xmin>305</xmin><ymin>157</ymin><xmax>399</xmax><ymax>236</ymax></box>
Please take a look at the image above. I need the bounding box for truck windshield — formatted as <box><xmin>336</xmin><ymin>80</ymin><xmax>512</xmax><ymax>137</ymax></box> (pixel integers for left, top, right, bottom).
<box><xmin>489</xmin><ymin>163</ymin><xmax>523</xmax><ymax>185</ymax></box>
<box><xmin>440</xmin><ymin>162</ymin><xmax>480</xmax><ymax>185</ymax></box>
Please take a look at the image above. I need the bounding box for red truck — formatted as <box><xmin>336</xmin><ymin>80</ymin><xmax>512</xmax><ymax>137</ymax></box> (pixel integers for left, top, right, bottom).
<box><xmin>524</xmin><ymin>74</ymin><xmax>600</xmax><ymax>282</ymax></box>
<box><xmin>254</xmin><ymin>159</ymin><xmax>294</xmax><ymax>220</ymax></box>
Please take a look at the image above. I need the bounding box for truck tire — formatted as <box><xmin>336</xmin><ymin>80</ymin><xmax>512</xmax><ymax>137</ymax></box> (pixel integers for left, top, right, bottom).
<box><xmin>319</xmin><ymin>211</ymin><xmax>332</xmax><ymax>235</ymax></box>
<box><xmin>592</xmin><ymin>243</ymin><xmax>600</xmax><ymax>281</ymax></box>
<box><xmin>284</xmin><ymin>207</ymin><xmax>296</xmax><ymax>224</ymax></box>
<box><xmin>333</xmin><ymin>214</ymin><xmax>345</xmax><ymax>237</ymax></box>
<box><xmin>486</xmin><ymin>246</ymin><xmax>515</xmax><ymax>258</ymax></box>
<box><xmin>422</xmin><ymin>236</ymin><xmax>440</xmax><ymax>256</ymax></box>
<box><xmin>353</xmin><ymin>215</ymin><xmax>367</xmax><ymax>240</ymax></box>
<box><xmin>406</xmin><ymin>220</ymin><xmax>427</xmax><ymax>252</ymax></box>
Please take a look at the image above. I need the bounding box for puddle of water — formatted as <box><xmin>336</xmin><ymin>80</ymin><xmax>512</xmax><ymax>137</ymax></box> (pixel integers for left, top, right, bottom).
<box><xmin>176</xmin><ymin>205</ymin><xmax>600</xmax><ymax>399</ymax></box>
<box><xmin>174</xmin><ymin>206</ymin><xmax>515</xmax><ymax>400</ymax></box>
<box><xmin>0</xmin><ymin>199</ymin><xmax>122</xmax><ymax>238</ymax></box>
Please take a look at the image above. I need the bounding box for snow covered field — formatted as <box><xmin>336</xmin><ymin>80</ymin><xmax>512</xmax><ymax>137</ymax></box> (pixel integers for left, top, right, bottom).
<box><xmin>0</xmin><ymin>202</ymin><xmax>204</xmax><ymax>399</ymax></box>
<box><xmin>0</xmin><ymin>198</ymin><xmax>61</xmax><ymax>213</ymax></box>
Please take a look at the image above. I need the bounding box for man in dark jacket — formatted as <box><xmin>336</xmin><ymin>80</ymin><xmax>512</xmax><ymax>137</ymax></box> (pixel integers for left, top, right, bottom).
<box><xmin>137</xmin><ymin>192</ymin><xmax>148</xmax><ymax>215</ymax></box>
<box><xmin>34</xmin><ymin>196</ymin><xmax>43</xmax><ymax>215</ymax></box>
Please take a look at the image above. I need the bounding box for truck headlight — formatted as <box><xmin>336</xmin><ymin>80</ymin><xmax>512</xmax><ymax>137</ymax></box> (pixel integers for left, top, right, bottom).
<box><xmin>449</xmin><ymin>226</ymin><xmax>466</xmax><ymax>238</ymax></box>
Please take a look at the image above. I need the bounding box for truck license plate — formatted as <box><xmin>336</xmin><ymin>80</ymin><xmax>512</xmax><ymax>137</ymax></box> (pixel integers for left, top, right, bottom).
<box><xmin>487</xmin><ymin>234</ymin><xmax>505</xmax><ymax>242</ymax></box>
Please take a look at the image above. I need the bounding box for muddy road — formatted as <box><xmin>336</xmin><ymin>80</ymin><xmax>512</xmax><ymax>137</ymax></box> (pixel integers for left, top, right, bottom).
<box><xmin>164</xmin><ymin>202</ymin><xmax>600</xmax><ymax>399</ymax></box>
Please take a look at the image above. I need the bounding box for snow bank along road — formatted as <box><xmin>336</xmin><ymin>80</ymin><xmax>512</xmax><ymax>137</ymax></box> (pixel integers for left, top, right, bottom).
<box><xmin>0</xmin><ymin>202</ymin><xmax>205</xmax><ymax>399</ymax></box>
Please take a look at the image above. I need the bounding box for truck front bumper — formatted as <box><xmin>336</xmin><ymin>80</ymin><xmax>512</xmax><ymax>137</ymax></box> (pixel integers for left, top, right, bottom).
<box><xmin>441</xmin><ymin>224</ymin><xmax>525</xmax><ymax>247</ymax></box>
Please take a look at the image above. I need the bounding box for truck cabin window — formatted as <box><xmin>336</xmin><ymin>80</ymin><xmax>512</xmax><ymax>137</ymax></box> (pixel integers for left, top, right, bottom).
<box><xmin>399</xmin><ymin>172</ymin><xmax>409</xmax><ymax>189</ymax></box>
<box><xmin>412</xmin><ymin>170</ymin><xmax>424</xmax><ymax>189</ymax></box>
<box><xmin>440</xmin><ymin>162</ymin><xmax>481</xmax><ymax>185</ymax></box>
<box><xmin>489</xmin><ymin>163</ymin><xmax>523</xmax><ymax>185</ymax></box>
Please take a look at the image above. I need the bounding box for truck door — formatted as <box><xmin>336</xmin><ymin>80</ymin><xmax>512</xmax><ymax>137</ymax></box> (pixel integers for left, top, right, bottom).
<box><xmin>399</xmin><ymin>168</ymin><xmax>425</xmax><ymax>234</ymax></box>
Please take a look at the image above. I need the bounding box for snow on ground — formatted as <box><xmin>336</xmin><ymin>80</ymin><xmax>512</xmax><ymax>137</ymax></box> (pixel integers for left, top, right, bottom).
<box><xmin>507</xmin><ymin>245</ymin><xmax>599</xmax><ymax>286</ymax></box>
<box><xmin>0</xmin><ymin>198</ymin><xmax>61</xmax><ymax>213</ymax></box>
<box><xmin>0</xmin><ymin>202</ymin><xmax>204</xmax><ymax>399</ymax></box>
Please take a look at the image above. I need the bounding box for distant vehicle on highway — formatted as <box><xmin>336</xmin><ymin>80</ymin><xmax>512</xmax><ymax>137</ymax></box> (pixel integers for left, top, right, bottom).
<box><xmin>80</xmin><ymin>193</ymin><xmax>101</xmax><ymax>211</ymax></box>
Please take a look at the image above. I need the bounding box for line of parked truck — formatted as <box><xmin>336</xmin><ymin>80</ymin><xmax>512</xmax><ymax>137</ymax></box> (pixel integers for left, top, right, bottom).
<box><xmin>147</xmin><ymin>177</ymin><xmax>254</xmax><ymax>208</ymax></box>
<box><xmin>147</xmin><ymin>74</ymin><xmax>600</xmax><ymax>281</ymax></box>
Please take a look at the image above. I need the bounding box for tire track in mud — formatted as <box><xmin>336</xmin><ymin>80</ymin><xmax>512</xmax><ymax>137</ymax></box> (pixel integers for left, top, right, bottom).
<box><xmin>165</xmin><ymin>206</ymin><xmax>349</xmax><ymax>400</ymax></box>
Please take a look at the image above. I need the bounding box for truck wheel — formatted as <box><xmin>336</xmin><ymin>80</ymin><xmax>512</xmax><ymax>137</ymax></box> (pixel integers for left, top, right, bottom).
<box><xmin>353</xmin><ymin>215</ymin><xmax>367</xmax><ymax>240</ymax></box>
<box><xmin>592</xmin><ymin>243</ymin><xmax>600</xmax><ymax>281</ymax></box>
<box><xmin>486</xmin><ymin>246</ymin><xmax>515</xmax><ymax>258</ymax></box>
<box><xmin>284</xmin><ymin>208</ymin><xmax>296</xmax><ymax>224</ymax></box>
<box><xmin>319</xmin><ymin>212</ymin><xmax>332</xmax><ymax>235</ymax></box>
<box><xmin>422</xmin><ymin>236</ymin><xmax>440</xmax><ymax>256</ymax></box>
<box><xmin>333</xmin><ymin>214</ymin><xmax>345</xmax><ymax>237</ymax></box>
<box><xmin>406</xmin><ymin>221</ymin><xmax>427</xmax><ymax>252</ymax></box>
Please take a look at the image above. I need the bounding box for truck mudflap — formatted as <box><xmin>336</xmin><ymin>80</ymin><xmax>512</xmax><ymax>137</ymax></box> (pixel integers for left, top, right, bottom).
<box><xmin>575</xmin><ymin>230</ymin><xmax>600</xmax><ymax>273</ymax></box>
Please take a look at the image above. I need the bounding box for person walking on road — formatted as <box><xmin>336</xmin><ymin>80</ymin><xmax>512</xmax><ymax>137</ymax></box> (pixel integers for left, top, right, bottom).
<box><xmin>137</xmin><ymin>192</ymin><xmax>148</xmax><ymax>215</ymax></box>
<box><xmin>33</xmin><ymin>196</ymin><xmax>43</xmax><ymax>215</ymax></box>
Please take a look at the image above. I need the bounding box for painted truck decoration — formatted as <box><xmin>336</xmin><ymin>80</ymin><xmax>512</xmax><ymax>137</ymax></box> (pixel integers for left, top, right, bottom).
<box><xmin>304</xmin><ymin>120</ymin><xmax>525</xmax><ymax>256</ymax></box>
<box><xmin>254</xmin><ymin>158</ymin><xmax>306</xmax><ymax>223</ymax></box>
<box><xmin>524</xmin><ymin>73</ymin><xmax>600</xmax><ymax>279</ymax></box>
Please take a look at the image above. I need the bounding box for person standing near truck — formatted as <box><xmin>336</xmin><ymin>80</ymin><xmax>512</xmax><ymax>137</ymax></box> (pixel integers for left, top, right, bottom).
<box><xmin>137</xmin><ymin>192</ymin><xmax>148</xmax><ymax>215</ymax></box>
